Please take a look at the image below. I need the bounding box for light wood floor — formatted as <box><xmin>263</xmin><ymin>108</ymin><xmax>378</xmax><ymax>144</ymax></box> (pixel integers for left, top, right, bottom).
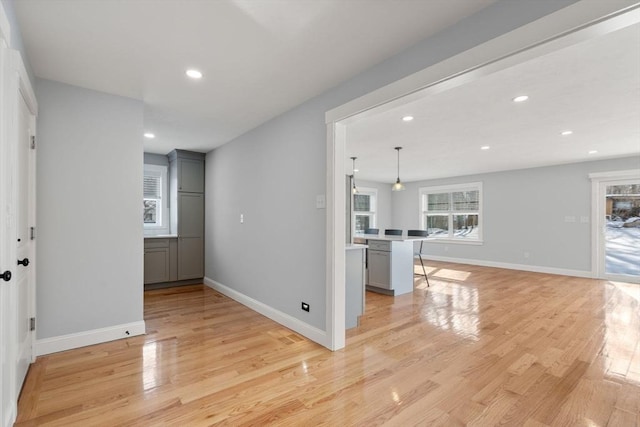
<box><xmin>16</xmin><ymin>261</ymin><xmax>640</xmax><ymax>426</ymax></box>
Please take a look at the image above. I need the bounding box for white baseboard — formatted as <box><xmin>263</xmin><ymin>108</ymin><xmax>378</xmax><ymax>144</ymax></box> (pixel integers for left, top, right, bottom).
<box><xmin>203</xmin><ymin>277</ymin><xmax>329</xmax><ymax>349</ymax></box>
<box><xmin>3</xmin><ymin>406</ymin><xmax>16</xmax><ymax>427</ymax></box>
<box><xmin>423</xmin><ymin>254</ymin><xmax>593</xmax><ymax>279</ymax></box>
<box><xmin>35</xmin><ymin>321</ymin><xmax>146</xmax><ymax>356</ymax></box>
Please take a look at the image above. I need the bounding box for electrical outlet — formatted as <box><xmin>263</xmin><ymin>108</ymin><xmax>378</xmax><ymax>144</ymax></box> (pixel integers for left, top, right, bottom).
<box><xmin>301</xmin><ymin>302</ymin><xmax>310</xmax><ymax>312</ymax></box>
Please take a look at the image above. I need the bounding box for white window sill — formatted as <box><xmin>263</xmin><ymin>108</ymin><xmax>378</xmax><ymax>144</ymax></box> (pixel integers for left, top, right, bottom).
<box><xmin>423</xmin><ymin>239</ymin><xmax>484</xmax><ymax>246</ymax></box>
<box><xmin>144</xmin><ymin>228</ymin><xmax>171</xmax><ymax>237</ymax></box>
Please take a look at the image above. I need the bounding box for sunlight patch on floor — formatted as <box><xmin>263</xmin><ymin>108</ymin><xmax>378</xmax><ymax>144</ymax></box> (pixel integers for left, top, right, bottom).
<box><xmin>608</xmin><ymin>281</ymin><xmax>640</xmax><ymax>303</ymax></box>
<box><xmin>431</xmin><ymin>268</ymin><xmax>471</xmax><ymax>281</ymax></box>
<box><xmin>419</xmin><ymin>282</ymin><xmax>480</xmax><ymax>340</ymax></box>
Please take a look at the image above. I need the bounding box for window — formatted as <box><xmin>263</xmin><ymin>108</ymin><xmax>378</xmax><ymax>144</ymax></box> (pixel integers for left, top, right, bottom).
<box><xmin>419</xmin><ymin>182</ymin><xmax>482</xmax><ymax>242</ymax></box>
<box><xmin>353</xmin><ymin>187</ymin><xmax>377</xmax><ymax>233</ymax></box>
<box><xmin>143</xmin><ymin>164</ymin><xmax>169</xmax><ymax>233</ymax></box>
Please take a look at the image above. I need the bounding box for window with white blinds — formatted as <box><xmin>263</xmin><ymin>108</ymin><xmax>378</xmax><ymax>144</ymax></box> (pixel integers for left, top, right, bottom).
<box><xmin>353</xmin><ymin>187</ymin><xmax>377</xmax><ymax>233</ymax></box>
<box><xmin>419</xmin><ymin>182</ymin><xmax>483</xmax><ymax>243</ymax></box>
<box><xmin>143</xmin><ymin>164</ymin><xmax>168</xmax><ymax>231</ymax></box>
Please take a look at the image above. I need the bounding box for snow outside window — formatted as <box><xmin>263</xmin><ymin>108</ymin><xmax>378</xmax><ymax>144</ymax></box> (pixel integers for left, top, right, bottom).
<box><xmin>144</xmin><ymin>164</ymin><xmax>169</xmax><ymax>234</ymax></box>
<box><xmin>419</xmin><ymin>182</ymin><xmax>482</xmax><ymax>243</ymax></box>
<box><xmin>354</xmin><ymin>188</ymin><xmax>377</xmax><ymax>233</ymax></box>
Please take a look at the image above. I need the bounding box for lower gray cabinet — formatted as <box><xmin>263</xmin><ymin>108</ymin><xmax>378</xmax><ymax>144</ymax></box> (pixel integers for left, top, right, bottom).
<box><xmin>144</xmin><ymin>238</ymin><xmax>178</xmax><ymax>284</ymax></box>
<box><xmin>365</xmin><ymin>239</ymin><xmax>414</xmax><ymax>296</ymax></box>
<box><xmin>178</xmin><ymin>237</ymin><xmax>204</xmax><ymax>280</ymax></box>
<box><xmin>368</xmin><ymin>249</ymin><xmax>391</xmax><ymax>289</ymax></box>
<box><xmin>177</xmin><ymin>192</ymin><xmax>204</xmax><ymax>280</ymax></box>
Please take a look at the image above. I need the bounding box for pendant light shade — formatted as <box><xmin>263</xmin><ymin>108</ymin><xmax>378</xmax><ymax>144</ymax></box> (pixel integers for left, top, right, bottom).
<box><xmin>391</xmin><ymin>147</ymin><xmax>406</xmax><ymax>191</ymax></box>
<box><xmin>351</xmin><ymin>157</ymin><xmax>358</xmax><ymax>194</ymax></box>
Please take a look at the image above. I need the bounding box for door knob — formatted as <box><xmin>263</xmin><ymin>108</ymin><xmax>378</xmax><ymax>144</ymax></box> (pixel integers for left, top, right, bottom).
<box><xmin>18</xmin><ymin>258</ymin><xmax>29</xmax><ymax>267</ymax></box>
<box><xmin>0</xmin><ymin>271</ymin><xmax>11</xmax><ymax>281</ymax></box>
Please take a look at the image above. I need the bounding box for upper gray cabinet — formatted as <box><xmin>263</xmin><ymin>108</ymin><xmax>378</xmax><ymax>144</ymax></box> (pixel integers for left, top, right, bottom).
<box><xmin>177</xmin><ymin>158</ymin><xmax>205</xmax><ymax>193</ymax></box>
<box><xmin>169</xmin><ymin>149</ymin><xmax>205</xmax><ymax>193</ymax></box>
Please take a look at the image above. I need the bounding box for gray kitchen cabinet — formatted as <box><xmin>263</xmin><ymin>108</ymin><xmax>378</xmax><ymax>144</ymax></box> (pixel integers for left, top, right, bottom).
<box><xmin>365</xmin><ymin>239</ymin><xmax>414</xmax><ymax>295</ymax></box>
<box><xmin>177</xmin><ymin>192</ymin><xmax>204</xmax><ymax>280</ymax></box>
<box><xmin>368</xmin><ymin>249</ymin><xmax>391</xmax><ymax>290</ymax></box>
<box><xmin>169</xmin><ymin>150</ymin><xmax>206</xmax><ymax>281</ymax></box>
<box><xmin>169</xmin><ymin>150</ymin><xmax>205</xmax><ymax>193</ymax></box>
<box><xmin>144</xmin><ymin>238</ymin><xmax>178</xmax><ymax>284</ymax></box>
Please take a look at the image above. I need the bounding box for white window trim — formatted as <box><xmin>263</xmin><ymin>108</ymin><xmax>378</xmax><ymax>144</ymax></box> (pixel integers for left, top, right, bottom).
<box><xmin>353</xmin><ymin>186</ymin><xmax>377</xmax><ymax>234</ymax></box>
<box><xmin>144</xmin><ymin>164</ymin><xmax>170</xmax><ymax>235</ymax></box>
<box><xmin>419</xmin><ymin>182</ymin><xmax>483</xmax><ymax>244</ymax></box>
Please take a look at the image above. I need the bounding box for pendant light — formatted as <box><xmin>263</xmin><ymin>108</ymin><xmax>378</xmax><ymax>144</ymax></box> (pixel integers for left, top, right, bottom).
<box><xmin>350</xmin><ymin>156</ymin><xmax>358</xmax><ymax>194</ymax></box>
<box><xmin>391</xmin><ymin>147</ymin><xmax>406</xmax><ymax>191</ymax></box>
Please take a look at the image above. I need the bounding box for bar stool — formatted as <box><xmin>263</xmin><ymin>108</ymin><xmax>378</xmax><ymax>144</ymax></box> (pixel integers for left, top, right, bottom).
<box><xmin>408</xmin><ymin>229</ymin><xmax>429</xmax><ymax>287</ymax></box>
<box><xmin>384</xmin><ymin>229</ymin><xmax>402</xmax><ymax>236</ymax></box>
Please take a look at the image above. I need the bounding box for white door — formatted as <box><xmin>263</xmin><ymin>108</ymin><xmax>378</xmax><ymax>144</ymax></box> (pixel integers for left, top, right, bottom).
<box><xmin>0</xmin><ymin>46</ymin><xmax>37</xmax><ymax>427</ymax></box>
<box><xmin>14</xmin><ymin>89</ymin><xmax>36</xmax><ymax>394</ymax></box>
<box><xmin>0</xmin><ymin>42</ymin><xmax>16</xmax><ymax>426</ymax></box>
<box><xmin>598</xmin><ymin>179</ymin><xmax>640</xmax><ymax>283</ymax></box>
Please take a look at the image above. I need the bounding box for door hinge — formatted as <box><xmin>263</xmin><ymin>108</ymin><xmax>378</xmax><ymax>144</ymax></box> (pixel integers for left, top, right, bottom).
<box><xmin>30</xmin><ymin>226</ymin><xmax>35</xmax><ymax>240</ymax></box>
<box><xmin>30</xmin><ymin>135</ymin><xmax>36</xmax><ymax>149</ymax></box>
<box><xmin>30</xmin><ymin>317</ymin><xmax>36</xmax><ymax>331</ymax></box>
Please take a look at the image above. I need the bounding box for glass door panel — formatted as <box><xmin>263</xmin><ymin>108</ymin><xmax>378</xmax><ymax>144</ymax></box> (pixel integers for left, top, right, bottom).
<box><xmin>604</xmin><ymin>181</ymin><xmax>640</xmax><ymax>278</ymax></box>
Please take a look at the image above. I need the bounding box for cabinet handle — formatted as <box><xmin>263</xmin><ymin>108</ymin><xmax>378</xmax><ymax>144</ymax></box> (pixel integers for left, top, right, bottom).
<box><xmin>18</xmin><ymin>258</ymin><xmax>29</xmax><ymax>267</ymax></box>
<box><xmin>0</xmin><ymin>271</ymin><xmax>11</xmax><ymax>281</ymax></box>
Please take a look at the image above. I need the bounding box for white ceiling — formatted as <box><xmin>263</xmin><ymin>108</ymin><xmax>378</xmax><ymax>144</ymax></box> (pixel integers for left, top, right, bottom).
<box><xmin>346</xmin><ymin>22</ymin><xmax>640</xmax><ymax>183</ymax></box>
<box><xmin>14</xmin><ymin>0</ymin><xmax>497</xmax><ymax>155</ymax></box>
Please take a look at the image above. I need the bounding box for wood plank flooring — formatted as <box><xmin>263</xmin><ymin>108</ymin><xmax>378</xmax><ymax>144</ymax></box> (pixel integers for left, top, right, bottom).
<box><xmin>16</xmin><ymin>261</ymin><xmax>640</xmax><ymax>426</ymax></box>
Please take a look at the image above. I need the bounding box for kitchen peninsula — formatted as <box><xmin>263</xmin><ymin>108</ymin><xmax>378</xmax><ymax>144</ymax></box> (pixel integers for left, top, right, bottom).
<box><xmin>354</xmin><ymin>233</ymin><xmax>429</xmax><ymax>296</ymax></box>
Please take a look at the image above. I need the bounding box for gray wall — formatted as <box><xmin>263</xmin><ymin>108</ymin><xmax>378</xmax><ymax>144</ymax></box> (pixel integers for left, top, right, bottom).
<box><xmin>143</xmin><ymin>152</ymin><xmax>169</xmax><ymax>167</ymax></box>
<box><xmin>391</xmin><ymin>156</ymin><xmax>640</xmax><ymax>273</ymax></box>
<box><xmin>36</xmin><ymin>78</ymin><xmax>144</xmax><ymax>339</ymax></box>
<box><xmin>205</xmin><ymin>0</ymin><xmax>579</xmax><ymax>331</ymax></box>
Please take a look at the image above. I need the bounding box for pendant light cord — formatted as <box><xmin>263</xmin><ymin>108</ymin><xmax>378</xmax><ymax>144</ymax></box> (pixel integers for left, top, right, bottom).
<box><xmin>395</xmin><ymin>147</ymin><xmax>402</xmax><ymax>181</ymax></box>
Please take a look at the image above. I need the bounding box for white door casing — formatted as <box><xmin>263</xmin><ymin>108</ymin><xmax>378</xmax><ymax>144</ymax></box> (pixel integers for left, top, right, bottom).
<box><xmin>325</xmin><ymin>3</ymin><xmax>640</xmax><ymax>350</ymax></box>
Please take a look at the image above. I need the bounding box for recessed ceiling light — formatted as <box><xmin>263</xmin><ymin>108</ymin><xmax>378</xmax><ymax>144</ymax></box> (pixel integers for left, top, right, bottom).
<box><xmin>512</xmin><ymin>95</ymin><xmax>529</xmax><ymax>103</ymax></box>
<box><xmin>186</xmin><ymin>69</ymin><xmax>203</xmax><ymax>79</ymax></box>
<box><xmin>481</xmin><ymin>146</ymin><xmax>490</xmax><ymax>150</ymax></box>
<box><xmin>402</xmin><ymin>116</ymin><xmax>414</xmax><ymax>122</ymax></box>
<box><xmin>588</xmin><ymin>150</ymin><xmax>598</xmax><ymax>154</ymax></box>
<box><xmin>353</xmin><ymin>168</ymin><xmax>359</xmax><ymax>172</ymax></box>
<box><xmin>144</xmin><ymin>133</ymin><xmax>155</xmax><ymax>139</ymax></box>
<box><xmin>561</xmin><ymin>130</ymin><xmax>573</xmax><ymax>136</ymax></box>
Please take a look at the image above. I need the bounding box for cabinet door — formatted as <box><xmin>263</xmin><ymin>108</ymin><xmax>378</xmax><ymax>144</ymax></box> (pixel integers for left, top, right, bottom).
<box><xmin>368</xmin><ymin>250</ymin><xmax>391</xmax><ymax>289</ymax></box>
<box><xmin>178</xmin><ymin>193</ymin><xmax>204</xmax><ymax>237</ymax></box>
<box><xmin>144</xmin><ymin>247</ymin><xmax>170</xmax><ymax>284</ymax></box>
<box><xmin>178</xmin><ymin>158</ymin><xmax>204</xmax><ymax>193</ymax></box>
<box><xmin>178</xmin><ymin>237</ymin><xmax>204</xmax><ymax>280</ymax></box>
<box><xmin>177</xmin><ymin>193</ymin><xmax>204</xmax><ymax>279</ymax></box>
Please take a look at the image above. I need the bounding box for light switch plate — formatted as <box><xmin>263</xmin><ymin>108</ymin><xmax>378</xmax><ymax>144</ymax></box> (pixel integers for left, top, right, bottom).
<box><xmin>316</xmin><ymin>195</ymin><xmax>326</xmax><ymax>209</ymax></box>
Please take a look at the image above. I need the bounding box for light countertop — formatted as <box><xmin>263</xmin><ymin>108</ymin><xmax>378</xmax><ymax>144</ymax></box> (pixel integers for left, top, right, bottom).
<box><xmin>144</xmin><ymin>234</ymin><xmax>178</xmax><ymax>239</ymax></box>
<box><xmin>353</xmin><ymin>234</ymin><xmax>430</xmax><ymax>242</ymax></box>
<box><xmin>346</xmin><ymin>243</ymin><xmax>368</xmax><ymax>251</ymax></box>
